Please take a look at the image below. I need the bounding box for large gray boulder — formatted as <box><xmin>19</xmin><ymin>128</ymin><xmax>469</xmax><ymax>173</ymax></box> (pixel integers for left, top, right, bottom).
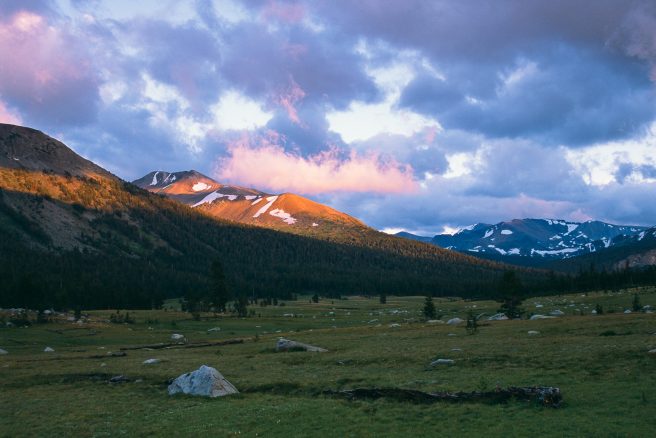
<box><xmin>168</xmin><ymin>365</ymin><xmax>238</xmax><ymax>398</ymax></box>
<box><xmin>276</xmin><ymin>338</ymin><xmax>327</xmax><ymax>352</ymax></box>
<box><xmin>0</xmin><ymin>348</ymin><xmax>7</xmax><ymax>355</ymax></box>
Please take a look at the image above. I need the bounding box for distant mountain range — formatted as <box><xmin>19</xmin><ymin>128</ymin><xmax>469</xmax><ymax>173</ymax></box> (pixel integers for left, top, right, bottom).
<box><xmin>132</xmin><ymin>170</ymin><xmax>367</xmax><ymax>237</ymax></box>
<box><xmin>397</xmin><ymin>219</ymin><xmax>656</xmax><ymax>269</ymax></box>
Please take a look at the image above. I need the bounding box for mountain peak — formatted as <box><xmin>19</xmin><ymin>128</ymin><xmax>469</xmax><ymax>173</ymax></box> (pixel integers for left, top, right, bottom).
<box><xmin>0</xmin><ymin>123</ymin><xmax>113</xmax><ymax>178</ymax></box>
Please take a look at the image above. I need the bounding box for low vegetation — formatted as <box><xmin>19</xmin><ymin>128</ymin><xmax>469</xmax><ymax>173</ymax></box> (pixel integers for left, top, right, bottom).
<box><xmin>1</xmin><ymin>288</ymin><xmax>655</xmax><ymax>436</ymax></box>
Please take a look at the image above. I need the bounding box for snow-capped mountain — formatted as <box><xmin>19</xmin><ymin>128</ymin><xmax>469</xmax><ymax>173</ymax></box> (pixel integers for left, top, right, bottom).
<box><xmin>133</xmin><ymin>170</ymin><xmax>367</xmax><ymax>232</ymax></box>
<box><xmin>399</xmin><ymin>219</ymin><xmax>649</xmax><ymax>260</ymax></box>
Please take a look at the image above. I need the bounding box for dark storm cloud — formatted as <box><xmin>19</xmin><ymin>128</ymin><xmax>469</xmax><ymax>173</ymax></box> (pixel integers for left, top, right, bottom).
<box><xmin>399</xmin><ymin>46</ymin><xmax>655</xmax><ymax>146</ymax></box>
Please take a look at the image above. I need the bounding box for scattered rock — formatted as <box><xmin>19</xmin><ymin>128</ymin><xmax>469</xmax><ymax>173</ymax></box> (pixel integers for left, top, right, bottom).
<box><xmin>430</xmin><ymin>359</ymin><xmax>455</xmax><ymax>366</ymax></box>
<box><xmin>447</xmin><ymin>318</ymin><xmax>464</xmax><ymax>325</ymax></box>
<box><xmin>388</xmin><ymin>323</ymin><xmax>401</xmax><ymax>328</ymax></box>
<box><xmin>529</xmin><ymin>314</ymin><xmax>555</xmax><ymax>320</ymax></box>
<box><xmin>44</xmin><ymin>347</ymin><xmax>55</xmax><ymax>353</ymax></box>
<box><xmin>109</xmin><ymin>375</ymin><xmax>130</xmax><ymax>384</ymax></box>
<box><xmin>168</xmin><ymin>365</ymin><xmax>238</xmax><ymax>398</ymax></box>
<box><xmin>143</xmin><ymin>358</ymin><xmax>161</xmax><ymax>364</ymax></box>
<box><xmin>549</xmin><ymin>310</ymin><xmax>565</xmax><ymax>316</ymax></box>
<box><xmin>276</xmin><ymin>338</ymin><xmax>328</xmax><ymax>352</ymax></box>
<box><xmin>528</xmin><ymin>330</ymin><xmax>540</xmax><ymax>336</ymax></box>
<box><xmin>207</xmin><ymin>327</ymin><xmax>221</xmax><ymax>332</ymax></box>
<box><xmin>447</xmin><ymin>333</ymin><xmax>457</xmax><ymax>337</ymax></box>
<box><xmin>487</xmin><ymin>313</ymin><xmax>508</xmax><ymax>321</ymax></box>
<box><xmin>426</xmin><ymin>319</ymin><xmax>443</xmax><ymax>324</ymax></box>
<box><xmin>0</xmin><ymin>348</ymin><xmax>7</xmax><ymax>355</ymax></box>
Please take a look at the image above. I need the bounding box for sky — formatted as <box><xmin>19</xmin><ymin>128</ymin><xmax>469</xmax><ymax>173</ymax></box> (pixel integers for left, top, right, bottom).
<box><xmin>1</xmin><ymin>0</ymin><xmax>655</xmax><ymax>235</ymax></box>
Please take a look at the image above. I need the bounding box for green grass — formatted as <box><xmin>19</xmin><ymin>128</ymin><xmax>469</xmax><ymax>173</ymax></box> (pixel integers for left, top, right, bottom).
<box><xmin>1</xmin><ymin>289</ymin><xmax>656</xmax><ymax>437</ymax></box>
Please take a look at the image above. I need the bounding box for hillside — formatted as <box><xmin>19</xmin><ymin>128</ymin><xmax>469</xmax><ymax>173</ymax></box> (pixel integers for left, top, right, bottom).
<box><xmin>133</xmin><ymin>170</ymin><xmax>369</xmax><ymax>238</ymax></box>
<box><xmin>0</xmin><ymin>124</ymin><xmax>527</xmax><ymax>310</ymax></box>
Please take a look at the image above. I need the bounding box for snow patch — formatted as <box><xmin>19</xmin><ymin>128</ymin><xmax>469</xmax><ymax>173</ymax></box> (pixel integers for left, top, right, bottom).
<box><xmin>564</xmin><ymin>223</ymin><xmax>579</xmax><ymax>235</ymax></box>
<box><xmin>494</xmin><ymin>247</ymin><xmax>507</xmax><ymax>255</ymax></box>
<box><xmin>192</xmin><ymin>182</ymin><xmax>211</xmax><ymax>192</ymax></box>
<box><xmin>251</xmin><ymin>197</ymin><xmax>263</xmax><ymax>205</ymax></box>
<box><xmin>244</xmin><ymin>195</ymin><xmax>257</xmax><ymax>200</ymax></box>
<box><xmin>150</xmin><ymin>172</ymin><xmax>159</xmax><ymax>186</ymax></box>
<box><xmin>500</xmin><ymin>229</ymin><xmax>513</xmax><ymax>235</ymax></box>
<box><xmin>483</xmin><ymin>229</ymin><xmax>493</xmax><ymax>238</ymax></box>
<box><xmin>253</xmin><ymin>196</ymin><xmax>278</xmax><ymax>218</ymax></box>
<box><xmin>532</xmin><ymin>248</ymin><xmax>581</xmax><ymax>256</ymax></box>
<box><xmin>638</xmin><ymin>231</ymin><xmax>646</xmax><ymax>241</ymax></box>
<box><xmin>270</xmin><ymin>208</ymin><xmax>297</xmax><ymax>225</ymax></box>
<box><xmin>192</xmin><ymin>191</ymin><xmax>224</xmax><ymax>207</ymax></box>
<box><xmin>507</xmin><ymin>248</ymin><xmax>520</xmax><ymax>255</ymax></box>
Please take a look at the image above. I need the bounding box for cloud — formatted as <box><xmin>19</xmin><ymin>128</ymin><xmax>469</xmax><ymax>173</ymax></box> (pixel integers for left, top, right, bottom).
<box><xmin>0</xmin><ymin>100</ymin><xmax>22</xmax><ymax>125</ymax></box>
<box><xmin>215</xmin><ymin>133</ymin><xmax>417</xmax><ymax>194</ymax></box>
<box><xmin>0</xmin><ymin>10</ymin><xmax>100</xmax><ymax>126</ymax></box>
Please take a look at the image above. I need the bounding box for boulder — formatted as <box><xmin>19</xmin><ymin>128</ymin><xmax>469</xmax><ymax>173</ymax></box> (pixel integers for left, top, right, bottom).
<box><xmin>44</xmin><ymin>347</ymin><xmax>55</xmax><ymax>352</ymax></box>
<box><xmin>388</xmin><ymin>323</ymin><xmax>401</xmax><ymax>328</ymax></box>
<box><xmin>143</xmin><ymin>358</ymin><xmax>160</xmax><ymax>364</ymax></box>
<box><xmin>276</xmin><ymin>338</ymin><xmax>328</xmax><ymax>352</ymax></box>
<box><xmin>549</xmin><ymin>310</ymin><xmax>565</xmax><ymax>316</ymax></box>
<box><xmin>487</xmin><ymin>313</ymin><xmax>508</xmax><ymax>321</ymax></box>
<box><xmin>528</xmin><ymin>330</ymin><xmax>540</xmax><ymax>335</ymax></box>
<box><xmin>624</xmin><ymin>310</ymin><xmax>632</xmax><ymax>314</ymax></box>
<box><xmin>171</xmin><ymin>333</ymin><xmax>185</xmax><ymax>342</ymax></box>
<box><xmin>0</xmin><ymin>348</ymin><xmax>7</xmax><ymax>355</ymax></box>
<box><xmin>168</xmin><ymin>365</ymin><xmax>238</xmax><ymax>398</ymax></box>
<box><xmin>447</xmin><ymin>318</ymin><xmax>464</xmax><ymax>325</ymax></box>
<box><xmin>648</xmin><ymin>349</ymin><xmax>656</xmax><ymax>355</ymax></box>
<box><xmin>430</xmin><ymin>359</ymin><xmax>455</xmax><ymax>366</ymax></box>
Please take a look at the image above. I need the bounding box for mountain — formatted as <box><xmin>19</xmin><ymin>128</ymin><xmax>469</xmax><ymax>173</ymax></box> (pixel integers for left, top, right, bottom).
<box><xmin>546</xmin><ymin>226</ymin><xmax>656</xmax><ymax>272</ymax></box>
<box><xmin>133</xmin><ymin>170</ymin><xmax>368</xmax><ymax>236</ymax></box>
<box><xmin>0</xmin><ymin>123</ymin><xmax>526</xmax><ymax>310</ymax></box>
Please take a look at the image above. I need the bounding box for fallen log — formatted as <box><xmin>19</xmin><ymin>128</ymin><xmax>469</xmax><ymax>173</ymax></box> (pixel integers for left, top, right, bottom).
<box><xmin>119</xmin><ymin>338</ymin><xmax>244</xmax><ymax>351</ymax></box>
<box><xmin>324</xmin><ymin>386</ymin><xmax>562</xmax><ymax>407</ymax></box>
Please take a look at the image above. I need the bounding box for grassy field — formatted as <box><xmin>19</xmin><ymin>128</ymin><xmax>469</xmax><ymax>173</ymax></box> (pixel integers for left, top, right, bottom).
<box><xmin>1</xmin><ymin>288</ymin><xmax>655</xmax><ymax>437</ymax></box>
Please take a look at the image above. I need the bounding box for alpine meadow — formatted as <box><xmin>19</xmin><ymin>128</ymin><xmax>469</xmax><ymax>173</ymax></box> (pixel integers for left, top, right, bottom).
<box><xmin>1</xmin><ymin>1</ymin><xmax>655</xmax><ymax>437</ymax></box>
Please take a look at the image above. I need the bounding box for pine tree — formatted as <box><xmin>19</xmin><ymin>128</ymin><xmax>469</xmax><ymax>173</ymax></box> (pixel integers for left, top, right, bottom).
<box><xmin>497</xmin><ymin>270</ymin><xmax>524</xmax><ymax>319</ymax></box>
<box><xmin>379</xmin><ymin>293</ymin><xmax>387</xmax><ymax>304</ymax></box>
<box><xmin>210</xmin><ymin>259</ymin><xmax>230</xmax><ymax>312</ymax></box>
<box><xmin>632</xmin><ymin>293</ymin><xmax>641</xmax><ymax>312</ymax></box>
<box><xmin>423</xmin><ymin>295</ymin><xmax>436</xmax><ymax>319</ymax></box>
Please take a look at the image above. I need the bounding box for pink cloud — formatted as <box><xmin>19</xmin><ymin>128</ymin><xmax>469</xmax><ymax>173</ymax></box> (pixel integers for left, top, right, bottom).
<box><xmin>276</xmin><ymin>77</ymin><xmax>306</xmax><ymax>125</ymax></box>
<box><xmin>262</xmin><ymin>1</ymin><xmax>306</xmax><ymax>23</ymax></box>
<box><xmin>0</xmin><ymin>100</ymin><xmax>22</xmax><ymax>125</ymax></box>
<box><xmin>0</xmin><ymin>11</ymin><xmax>98</xmax><ymax>124</ymax></box>
<box><xmin>215</xmin><ymin>134</ymin><xmax>418</xmax><ymax>194</ymax></box>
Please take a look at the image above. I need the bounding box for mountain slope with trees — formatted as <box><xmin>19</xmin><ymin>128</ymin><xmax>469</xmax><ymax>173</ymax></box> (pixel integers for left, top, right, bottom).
<box><xmin>0</xmin><ymin>123</ymin><xmax>536</xmax><ymax>310</ymax></box>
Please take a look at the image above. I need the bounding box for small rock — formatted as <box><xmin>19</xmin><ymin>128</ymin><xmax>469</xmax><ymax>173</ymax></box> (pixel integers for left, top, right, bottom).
<box><xmin>426</xmin><ymin>319</ymin><xmax>443</xmax><ymax>324</ymax></box>
<box><xmin>109</xmin><ymin>375</ymin><xmax>130</xmax><ymax>383</ymax></box>
<box><xmin>528</xmin><ymin>330</ymin><xmax>540</xmax><ymax>335</ymax></box>
<box><xmin>388</xmin><ymin>323</ymin><xmax>401</xmax><ymax>328</ymax></box>
<box><xmin>549</xmin><ymin>310</ymin><xmax>565</xmax><ymax>316</ymax></box>
<box><xmin>624</xmin><ymin>309</ymin><xmax>632</xmax><ymax>314</ymax></box>
<box><xmin>143</xmin><ymin>358</ymin><xmax>160</xmax><ymax>364</ymax></box>
<box><xmin>430</xmin><ymin>359</ymin><xmax>455</xmax><ymax>366</ymax></box>
<box><xmin>100</xmin><ymin>363</ymin><xmax>107</xmax><ymax>367</ymax></box>
<box><xmin>447</xmin><ymin>318</ymin><xmax>464</xmax><ymax>325</ymax></box>
<box><xmin>0</xmin><ymin>348</ymin><xmax>7</xmax><ymax>355</ymax></box>
<box><xmin>44</xmin><ymin>347</ymin><xmax>55</xmax><ymax>353</ymax></box>
<box><xmin>487</xmin><ymin>313</ymin><xmax>508</xmax><ymax>321</ymax></box>
<box><xmin>171</xmin><ymin>333</ymin><xmax>185</xmax><ymax>341</ymax></box>
<box><xmin>168</xmin><ymin>365</ymin><xmax>238</xmax><ymax>398</ymax></box>
<box><xmin>648</xmin><ymin>349</ymin><xmax>656</xmax><ymax>355</ymax></box>
<box><xmin>447</xmin><ymin>333</ymin><xmax>457</xmax><ymax>337</ymax></box>
<box><xmin>529</xmin><ymin>314</ymin><xmax>555</xmax><ymax>320</ymax></box>
<box><xmin>276</xmin><ymin>338</ymin><xmax>328</xmax><ymax>352</ymax></box>
<box><xmin>451</xmin><ymin>348</ymin><xmax>463</xmax><ymax>352</ymax></box>
<box><xmin>591</xmin><ymin>310</ymin><xmax>597</xmax><ymax>315</ymax></box>
<box><xmin>207</xmin><ymin>327</ymin><xmax>221</xmax><ymax>332</ymax></box>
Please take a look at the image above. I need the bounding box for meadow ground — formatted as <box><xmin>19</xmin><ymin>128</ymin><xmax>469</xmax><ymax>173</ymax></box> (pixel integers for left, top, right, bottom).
<box><xmin>1</xmin><ymin>288</ymin><xmax>655</xmax><ymax>437</ymax></box>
